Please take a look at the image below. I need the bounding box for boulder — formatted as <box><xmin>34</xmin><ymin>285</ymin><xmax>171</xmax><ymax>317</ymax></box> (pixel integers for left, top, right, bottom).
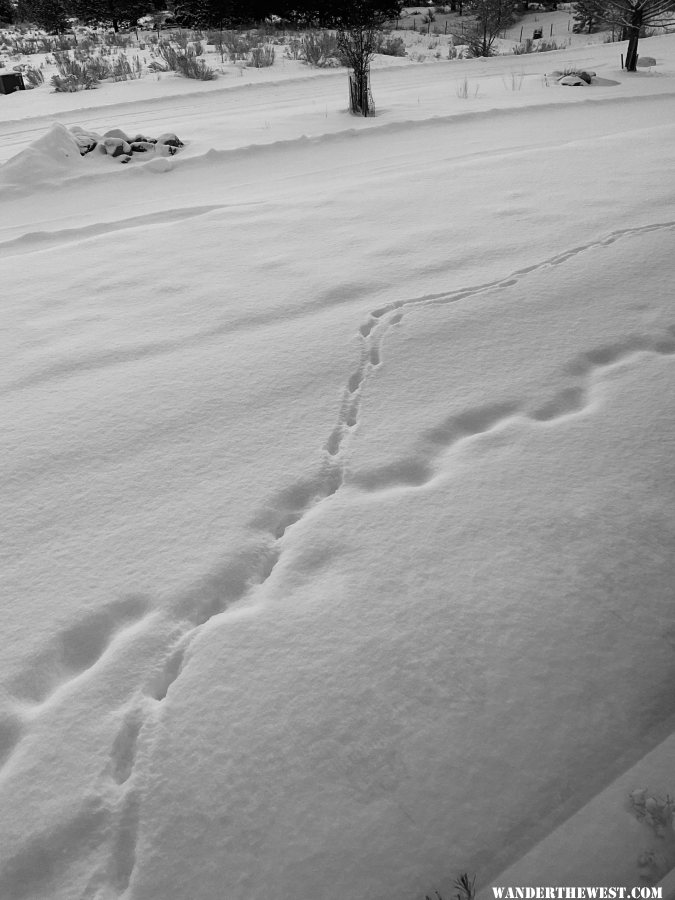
<box><xmin>133</xmin><ymin>133</ymin><xmax>156</xmax><ymax>143</ymax></box>
<box><xmin>558</xmin><ymin>75</ymin><xmax>587</xmax><ymax>86</ymax></box>
<box><xmin>101</xmin><ymin>137</ymin><xmax>132</xmax><ymax>157</ymax></box>
<box><xmin>130</xmin><ymin>141</ymin><xmax>156</xmax><ymax>153</ymax></box>
<box><xmin>637</xmin><ymin>56</ymin><xmax>656</xmax><ymax>67</ymax></box>
<box><xmin>156</xmin><ymin>132</ymin><xmax>184</xmax><ymax>148</ymax></box>
<box><xmin>69</xmin><ymin>126</ymin><xmax>100</xmax><ymax>155</ymax></box>
<box><xmin>103</xmin><ymin>127</ymin><xmax>132</xmax><ymax>142</ymax></box>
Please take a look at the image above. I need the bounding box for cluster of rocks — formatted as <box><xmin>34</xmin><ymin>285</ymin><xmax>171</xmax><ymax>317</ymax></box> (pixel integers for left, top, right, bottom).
<box><xmin>548</xmin><ymin>70</ymin><xmax>596</xmax><ymax>86</ymax></box>
<box><xmin>69</xmin><ymin>126</ymin><xmax>184</xmax><ymax>163</ymax></box>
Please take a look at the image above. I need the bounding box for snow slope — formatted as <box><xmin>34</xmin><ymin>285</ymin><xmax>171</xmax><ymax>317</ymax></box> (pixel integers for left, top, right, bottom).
<box><xmin>1</xmin><ymin>33</ymin><xmax>675</xmax><ymax>900</ymax></box>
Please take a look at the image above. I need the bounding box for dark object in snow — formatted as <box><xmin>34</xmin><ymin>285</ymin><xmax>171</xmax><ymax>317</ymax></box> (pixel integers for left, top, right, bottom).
<box><xmin>101</xmin><ymin>137</ymin><xmax>132</xmax><ymax>157</ymax></box>
<box><xmin>70</xmin><ymin>126</ymin><xmax>100</xmax><ymax>154</ymax></box>
<box><xmin>532</xmin><ymin>27</ymin><xmax>543</xmax><ymax>38</ymax></box>
<box><xmin>637</xmin><ymin>56</ymin><xmax>656</xmax><ymax>67</ymax></box>
<box><xmin>558</xmin><ymin>74</ymin><xmax>588</xmax><ymax>85</ymax></box>
<box><xmin>130</xmin><ymin>141</ymin><xmax>155</xmax><ymax>153</ymax></box>
<box><xmin>0</xmin><ymin>72</ymin><xmax>25</xmax><ymax>94</ymax></box>
<box><xmin>156</xmin><ymin>132</ymin><xmax>184</xmax><ymax>148</ymax></box>
<box><xmin>103</xmin><ymin>128</ymin><xmax>132</xmax><ymax>142</ymax></box>
<box><xmin>133</xmin><ymin>133</ymin><xmax>156</xmax><ymax>143</ymax></box>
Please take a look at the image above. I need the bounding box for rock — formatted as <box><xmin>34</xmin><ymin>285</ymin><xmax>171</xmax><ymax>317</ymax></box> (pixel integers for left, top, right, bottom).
<box><xmin>103</xmin><ymin>127</ymin><xmax>132</xmax><ymax>142</ymax></box>
<box><xmin>133</xmin><ymin>133</ymin><xmax>156</xmax><ymax>143</ymax></box>
<box><xmin>155</xmin><ymin>142</ymin><xmax>178</xmax><ymax>157</ymax></box>
<box><xmin>101</xmin><ymin>137</ymin><xmax>132</xmax><ymax>157</ymax></box>
<box><xmin>558</xmin><ymin>75</ymin><xmax>587</xmax><ymax>86</ymax></box>
<box><xmin>130</xmin><ymin>141</ymin><xmax>156</xmax><ymax>153</ymax></box>
<box><xmin>156</xmin><ymin>132</ymin><xmax>183</xmax><ymax>148</ymax></box>
<box><xmin>637</xmin><ymin>56</ymin><xmax>656</xmax><ymax>67</ymax></box>
<box><xmin>69</xmin><ymin>126</ymin><xmax>100</xmax><ymax>155</ymax></box>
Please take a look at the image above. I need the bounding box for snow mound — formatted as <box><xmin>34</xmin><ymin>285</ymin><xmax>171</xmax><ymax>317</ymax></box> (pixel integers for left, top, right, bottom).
<box><xmin>0</xmin><ymin>122</ymin><xmax>83</xmax><ymax>188</ymax></box>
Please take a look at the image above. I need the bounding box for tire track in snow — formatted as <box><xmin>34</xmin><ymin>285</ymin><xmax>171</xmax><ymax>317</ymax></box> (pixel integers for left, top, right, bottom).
<box><xmin>0</xmin><ymin>203</ymin><xmax>239</xmax><ymax>257</ymax></box>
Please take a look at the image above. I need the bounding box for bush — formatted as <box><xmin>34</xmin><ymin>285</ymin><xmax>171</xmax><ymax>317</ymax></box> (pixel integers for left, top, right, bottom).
<box><xmin>376</xmin><ymin>35</ymin><xmax>406</xmax><ymax>56</ymax></box>
<box><xmin>51</xmin><ymin>53</ymin><xmax>103</xmax><ymax>90</ymax></box>
<box><xmin>300</xmin><ymin>30</ymin><xmax>339</xmax><ymax>66</ymax></box>
<box><xmin>103</xmin><ymin>31</ymin><xmax>131</xmax><ymax>48</ymax></box>
<box><xmin>248</xmin><ymin>43</ymin><xmax>275</xmax><ymax>67</ymax></box>
<box><xmin>154</xmin><ymin>42</ymin><xmax>216</xmax><ymax>79</ymax></box>
<box><xmin>512</xmin><ymin>37</ymin><xmax>533</xmax><ymax>52</ymax></box>
<box><xmin>110</xmin><ymin>53</ymin><xmax>143</xmax><ymax>80</ymax></box>
<box><xmin>284</xmin><ymin>35</ymin><xmax>303</xmax><ymax>58</ymax></box>
<box><xmin>222</xmin><ymin>30</ymin><xmax>254</xmax><ymax>61</ymax></box>
<box><xmin>23</xmin><ymin>65</ymin><xmax>44</xmax><ymax>87</ymax></box>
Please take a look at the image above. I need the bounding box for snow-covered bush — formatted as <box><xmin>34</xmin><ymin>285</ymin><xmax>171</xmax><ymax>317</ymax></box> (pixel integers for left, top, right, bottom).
<box><xmin>153</xmin><ymin>42</ymin><xmax>217</xmax><ymax>79</ymax></box>
<box><xmin>23</xmin><ymin>65</ymin><xmax>44</xmax><ymax>87</ymax></box>
<box><xmin>222</xmin><ymin>30</ymin><xmax>255</xmax><ymax>61</ymax></box>
<box><xmin>50</xmin><ymin>55</ymin><xmax>100</xmax><ymax>91</ymax></box>
<box><xmin>248</xmin><ymin>43</ymin><xmax>275</xmax><ymax>67</ymax></box>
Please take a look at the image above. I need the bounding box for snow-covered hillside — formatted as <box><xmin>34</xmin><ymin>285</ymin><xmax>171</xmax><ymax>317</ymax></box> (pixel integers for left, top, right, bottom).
<box><xmin>1</xmin><ymin>31</ymin><xmax>675</xmax><ymax>900</ymax></box>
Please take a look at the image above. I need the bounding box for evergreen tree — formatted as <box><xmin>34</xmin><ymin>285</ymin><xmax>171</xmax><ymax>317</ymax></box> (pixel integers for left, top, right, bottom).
<box><xmin>70</xmin><ymin>0</ymin><xmax>152</xmax><ymax>30</ymax></box>
<box><xmin>0</xmin><ymin>0</ymin><xmax>14</xmax><ymax>24</ymax></box>
<box><xmin>23</xmin><ymin>0</ymin><xmax>70</xmax><ymax>31</ymax></box>
<box><xmin>173</xmin><ymin>0</ymin><xmax>239</xmax><ymax>29</ymax></box>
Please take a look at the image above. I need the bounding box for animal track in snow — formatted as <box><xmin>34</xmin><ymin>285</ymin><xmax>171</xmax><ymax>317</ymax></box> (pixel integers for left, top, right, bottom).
<box><xmin>9</xmin><ymin>595</ymin><xmax>149</xmax><ymax>707</ymax></box>
<box><xmin>425</xmin><ymin>402</ymin><xmax>521</xmax><ymax>448</ymax></box>
<box><xmin>530</xmin><ymin>386</ymin><xmax>587</xmax><ymax>422</ymax></box>
<box><xmin>0</xmin><ymin>711</ymin><xmax>24</xmax><ymax>771</ymax></box>
<box><xmin>347</xmin><ymin>327</ymin><xmax>675</xmax><ymax>494</ymax></box>
<box><xmin>108</xmin><ymin>790</ymin><xmax>140</xmax><ymax>895</ymax></box>
<box><xmin>149</xmin><ymin>643</ymin><xmax>188</xmax><ymax>702</ymax></box>
<box><xmin>110</xmin><ymin>707</ymin><xmax>144</xmax><ymax>786</ymax></box>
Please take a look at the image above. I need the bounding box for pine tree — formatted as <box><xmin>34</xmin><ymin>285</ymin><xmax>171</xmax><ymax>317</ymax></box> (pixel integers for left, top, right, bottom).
<box><xmin>0</xmin><ymin>0</ymin><xmax>14</xmax><ymax>24</ymax></box>
<box><xmin>70</xmin><ymin>0</ymin><xmax>152</xmax><ymax>31</ymax></box>
<box><xmin>23</xmin><ymin>0</ymin><xmax>70</xmax><ymax>31</ymax></box>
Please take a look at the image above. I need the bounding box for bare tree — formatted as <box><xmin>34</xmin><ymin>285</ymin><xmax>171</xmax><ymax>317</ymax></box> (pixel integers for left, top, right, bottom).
<box><xmin>586</xmin><ymin>0</ymin><xmax>675</xmax><ymax>69</ymax></box>
<box><xmin>464</xmin><ymin>0</ymin><xmax>517</xmax><ymax>55</ymax></box>
<box><xmin>336</xmin><ymin>27</ymin><xmax>379</xmax><ymax>115</ymax></box>
<box><xmin>330</xmin><ymin>0</ymin><xmax>403</xmax><ymax>116</ymax></box>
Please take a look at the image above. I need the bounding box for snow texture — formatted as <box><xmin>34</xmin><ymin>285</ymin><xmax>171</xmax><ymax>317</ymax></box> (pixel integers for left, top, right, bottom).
<box><xmin>1</xmin><ymin>28</ymin><xmax>675</xmax><ymax>900</ymax></box>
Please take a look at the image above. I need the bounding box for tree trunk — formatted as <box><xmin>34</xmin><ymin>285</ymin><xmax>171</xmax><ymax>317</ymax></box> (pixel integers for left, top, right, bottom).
<box><xmin>624</xmin><ymin>8</ymin><xmax>642</xmax><ymax>70</ymax></box>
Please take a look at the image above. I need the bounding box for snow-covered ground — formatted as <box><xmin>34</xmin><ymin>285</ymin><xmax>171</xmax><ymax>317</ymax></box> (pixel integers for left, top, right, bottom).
<box><xmin>1</xmin><ymin>29</ymin><xmax>675</xmax><ymax>900</ymax></box>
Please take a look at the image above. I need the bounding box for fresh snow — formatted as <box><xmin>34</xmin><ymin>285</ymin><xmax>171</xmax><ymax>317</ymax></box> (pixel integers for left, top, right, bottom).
<box><xmin>1</xmin><ymin>29</ymin><xmax>675</xmax><ymax>900</ymax></box>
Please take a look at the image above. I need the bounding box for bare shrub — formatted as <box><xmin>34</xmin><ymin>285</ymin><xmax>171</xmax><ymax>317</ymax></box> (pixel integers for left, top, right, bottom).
<box><xmin>301</xmin><ymin>31</ymin><xmax>340</xmax><ymax>66</ymax></box>
<box><xmin>248</xmin><ymin>43</ymin><xmax>275</xmax><ymax>67</ymax></box>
